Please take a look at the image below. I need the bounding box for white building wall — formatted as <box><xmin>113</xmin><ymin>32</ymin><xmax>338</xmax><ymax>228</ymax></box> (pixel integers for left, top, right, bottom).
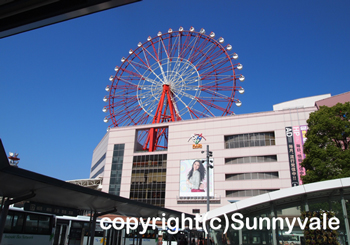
<box><xmin>273</xmin><ymin>94</ymin><xmax>330</xmax><ymax>111</ymax></box>
<box><xmin>164</xmin><ymin>106</ymin><xmax>315</xmax><ymax>214</ymax></box>
<box><xmin>91</xmin><ymin>104</ymin><xmax>317</xmax><ymax>214</ymax></box>
<box><xmin>90</xmin><ymin>132</ymin><xmax>109</xmax><ymax>179</ymax></box>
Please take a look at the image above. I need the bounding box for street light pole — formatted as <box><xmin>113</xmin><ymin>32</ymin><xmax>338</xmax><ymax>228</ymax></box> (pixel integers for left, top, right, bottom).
<box><xmin>206</xmin><ymin>145</ymin><xmax>210</xmax><ymax>212</ymax></box>
<box><xmin>202</xmin><ymin>145</ymin><xmax>213</xmax><ymax>245</ymax></box>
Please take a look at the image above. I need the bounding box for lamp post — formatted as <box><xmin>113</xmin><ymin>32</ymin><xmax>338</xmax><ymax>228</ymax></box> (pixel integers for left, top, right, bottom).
<box><xmin>201</xmin><ymin>145</ymin><xmax>213</xmax><ymax>244</ymax></box>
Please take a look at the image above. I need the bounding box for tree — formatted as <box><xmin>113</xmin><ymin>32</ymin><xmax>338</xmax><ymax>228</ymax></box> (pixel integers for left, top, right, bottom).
<box><xmin>301</xmin><ymin>102</ymin><xmax>350</xmax><ymax>184</ymax></box>
<box><xmin>301</xmin><ymin>210</ymin><xmax>340</xmax><ymax>245</ymax></box>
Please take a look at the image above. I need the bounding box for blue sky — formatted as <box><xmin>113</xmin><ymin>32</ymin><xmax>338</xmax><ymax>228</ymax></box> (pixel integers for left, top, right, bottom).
<box><xmin>1</xmin><ymin>0</ymin><xmax>349</xmax><ymax>181</ymax></box>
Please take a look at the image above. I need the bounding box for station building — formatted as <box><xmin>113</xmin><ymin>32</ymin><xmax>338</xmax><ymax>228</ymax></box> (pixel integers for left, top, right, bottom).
<box><xmin>90</xmin><ymin>92</ymin><xmax>349</xmax><ymax>215</ymax></box>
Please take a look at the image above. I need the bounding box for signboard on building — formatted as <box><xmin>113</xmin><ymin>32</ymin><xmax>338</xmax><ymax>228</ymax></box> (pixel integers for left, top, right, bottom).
<box><xmin>179</xmin><ymin>159</ymin><xmax>214</xmax><ymax>197</ymax></box>
<box><xmin>293</xmin><ymin>126</ymin><xmax>306</xmax><ymax>185</ymax></box>
<box><xmin>24</xmin><ymin>202</ymin><xmax>79</xmax><ymax>216</ymax></box>
<box><xmin>188</xmin><ymin>134</ymin><xmax>206</xmax><ymax>149</ymax></box>
<box><xmin>285</xmin><ymin>127</ymin><xmax>299</xmax><ymax>187</ymax></box>
<box><xmin>285</xmin><ymin>125</ymin><xmax>309</xmax><ymax>186</ymax></box>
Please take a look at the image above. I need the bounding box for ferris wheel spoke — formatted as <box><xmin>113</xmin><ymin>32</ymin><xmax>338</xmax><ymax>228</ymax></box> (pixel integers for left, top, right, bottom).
<box><xmin>129</xmin><ymin>107</ymin><xmax>149</xmax><ymax>122</ymax></box>
<box><xmin>157</xmin><ymin>38</ymin><xmax>165</xmax><ymax>63</ymax></box>
<box><xmin>139</xmin><ymin>46</ymin><xmax>154</xmax><ymax>68</ymax></box>
<box><xmin>177</xmin><ymin>63</ymin><xmax>197</xmax><ymax>77</ymax></box>
<box><xmin>168</xmin><ymin>61</ymin><xmax>187</xmax><ymax>82</ymax></box>
<box><xmin>187</xmin><ymin>32</ymin><xmax>208</xmax><ymax>63</ymax></box>
<box><xmin>165</xmin><ymin>58</ymin><xmax>173</xmax><ymax>83</ymax></box>
<box><xmin>113</xmin><ymin>93</ymin><xmax>137</xmax><ymax>99</ymax></box>
<box><xmin>197</xmin><ymin>98</ymin><xmax>230</xmax><ymax>113</ymax></box>
<box><xmin>138</xmin><ymin>76</ymin><xmax>159</xmax><ymax>85</ymax></box>
<box><xmin>179</xmin><ymin>33</ymin><xmax>199</xmax><ymax>60</ymax></box>
<box><xmin>199</xmin><ymin>87</ymin><xmax>232</xmax><ymax>101</ymax></box>
<box><xmin>172</xmin><ymin>91</ymin><xmax>194</xmax><ymax>110</ymax></box>
<box><xmin>194</xmin><ymin>99</ymin><xmax>216</xmax><ymax>117</ymax></box>
<box><xmin>149</xmin><ymin>40</ymin><xmax>161</xmax><ymax>62</ymax></box>
<box><xmin>139</xmin><ymin>95</ymin><xmax>160</xmax><ymax>109</ymax></box>
<box><xmin>175</xmin><ymin>105</ymin><xmax>193</xmax><ymax>119</ymax></box>
<box><xmin>111</xmin><ymin>96</ymin><xmax>138</xmax><ymax>108</ymax></box>
<box><xmin>200</xmin><ymin>74</ymin><xmax>234</xmax><ymax>80</ymax></box>
<box><xmin>188</xmin><ymin>105</ymin><xmax>213</xmax><ymax>118</ymax></box>
<box><xmin>111</xmin><ymin>84</ymin><xmax>138</xmax><ymax>92</ymax></box>
<box><xmin>145</xmin><ymin>101</ymin><xmax>159</xmax><ymax>115</ymax></box>
<box><xmin>113</xmin><ymin>76</ymin><xmax>140</xmax><ymax>87</ymax></box>
<box><xmin>120</xmin><ymin>109</ymin><xmax>146</xmax><ymax>126</ymax></box>
<box><xmin>178</xmin><ymin>32</ymin><xmax>193</xmax><ymax>59</ymax></box>
<box><xmin>156</xmin><ymin>61</ymin><xmax>168</xmax><ymax>84</ymax></box>
<box><xmin>173</xmin><ymin>90</ymin><xmax>197</xmax><ymax>100</ymax></box>
<box><xmin>196</xmin><ymin>52</ymin><xmax>229</xmax><ymax>72</ymax></box>
<box><xmin>171</xmin><ymin>97</ymin><xmax>181</xmax><ymax>119</ymax></box>
<box><xmin>112</xmin><ymin>103</ymin><xmax>139</xmax><ymax>123</ymax></box>
<box><xmin>114</xmin><ymin>103</ymin><xmax>139</xmax><ymax>118</ymax></box>
<box><xmin>131</xmin><ymin>50</ymin><xmax>152</xmax><ymax>70</ymax></box>
<box><xmin>199</xmin><ymin>64</ymin><xmax>233</xmax><ymax>79</ymax></box>
<box><xmin>128</xmin><ymin>107</ymin><xmax>148</xmax><ymax>122</ymax></box>
<box><xmin>112</xmin><ymin>92</ymin><xmax>137</xmax><ymax>100</ymax></box>
<box><xmin>137</xmin><ymin>94</ymin><xmax>156</xmax><ymax>105</ymax></box>
<box><xmin>120</xmin><ymin>69</ymin><xmax>143</xmax><ymax>80</ymax></box>
<box><xmin>137</xmin><ymin>88</ymin><xmax>155</xmax><ymax>96</ymax></box>
<box><xmin>191</xmin><ymin>45</ymin><xmax>221</xmax><ymax>69</ymax></box>
<box><xmin>201</xmin><ymin>85</ymin><xmax>234</xmax><ymax>91</ymax></box>
<box><xmin>190</xmin><ymin>41</ymin><xmax>217</xmax><ymax>66</ymax></box>
<box><xmin>159</xmin><ymin>38</ymin><xmax>170</xmax><ymax>60</ymax></box>
<box><xmin>196</xmin><ymin>55</ymin><xmax>227</xmax><ymax>71</ymax></box>
<box><xmin>141</xmin><ymin>61</ymin><xmax>165</xmax><ymax>85</ymax></box>
<box><xmin>199</xmin><ymin>77</ymin><xmax>235</xmax><ymax>87</ymax></box>
<box><xmin>168</xmin><ymin>33</ymin><xmax>180</xmax><ymax>58</ymax></box>
<box><xmin>148</xmin><ymin>40</ymin><xmax>168</xmax><ymax>84</ymax></box>
<box><xmin>176</xmin><ymin>32</ymin><xmax>182</xmax><ymax>58</ymax></box>
<box><xmin>188</xmin><ymin>37</ymin><xmax>213</xmax><ymax>64</ymax></box>
<box><xmin>127</xmin><ymin>59</ymin><xmax>150</xmax><ymax>72</ymax></box>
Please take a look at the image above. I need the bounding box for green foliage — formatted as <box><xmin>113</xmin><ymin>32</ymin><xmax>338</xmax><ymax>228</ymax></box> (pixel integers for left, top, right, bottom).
<box><xmin>301</xmin><ymin>210</ymin><xmax>339</xmax><ymax>245</ymax></box>
<box><xmin>301</xmin><ymin>102</ymin><xmax>350</xmax><ymax>184</ymax></box>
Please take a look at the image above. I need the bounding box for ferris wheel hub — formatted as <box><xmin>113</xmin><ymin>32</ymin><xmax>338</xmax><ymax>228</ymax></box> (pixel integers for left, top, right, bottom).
<box><xmin>137</xmin><ymin>57</ymin><xmax>202</xmax><ymax>117</ymax></box>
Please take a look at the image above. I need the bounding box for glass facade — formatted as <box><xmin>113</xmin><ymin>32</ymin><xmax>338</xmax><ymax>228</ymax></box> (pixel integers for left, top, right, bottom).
<box><xmin>134</xmin><ymin>127</ymin><xmax>169</xmax><ymax>152</ymax></box>
<box><xmin>209</xmin><ymin>185</ymin><xmax>350</xmax><ymax>245</ymax></box>
<box><xmin>226</xmin><ymin>172</ymin><xmax>279</xmax><ymax>181</ymax></box>
<box><xmin>225</xmin><ymin>155</ymin><xmax>277</xmax><ymax>164</ymax></box>
<box><xmin>130</xmin><ymin>154</ymin><xmax>167</xmax><ymax>207</ymax></box>
<box><xmin>226</xmin><ymin>189</ymin><xmax>279</xmax><ymax>197</ymax></box>
<box><xmin>91</xmin><ymin>153</ymin><xmax>106</xmax><ymax>172</ymax></box>
<box><xmin>109</xmin><ymin>144</ymin><xmax>125</xmax><ymax>195</ymax></box>
<box><xmin>225</xmin><ymin>132</ymin><xmax>276</xmax><ymax>149</ymax></box>
<box><xmin>91</xmin><ymin>166</ymin><xmax>104</xmax><ymax>179</ymax></box>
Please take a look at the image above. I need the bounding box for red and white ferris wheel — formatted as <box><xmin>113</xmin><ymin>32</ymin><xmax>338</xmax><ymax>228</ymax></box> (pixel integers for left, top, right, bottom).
<box><xmin>103</xmin><ymin>27</ymin><xmax>245</xmax><ymax>152</ymax></box>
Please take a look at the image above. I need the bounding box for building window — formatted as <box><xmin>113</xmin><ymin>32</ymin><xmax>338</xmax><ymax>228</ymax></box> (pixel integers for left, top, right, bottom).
<box><xmin>224</xmin><ymin>132</ymin><xmax>275</xmax><ymax>149</ymax></box>
<box><xmin>134</xmin><ymin>127</ymin><xmax>169</xmax><ymax>152</ymax></box>
<box><xmin>225</xmin><ymin>155</ymin><xmax>277</xmax><ymax>164</ymax></box>
<box><xmin>226</xmin><ymin>189</ymin><xmax>279</xmax><ymax>197</ymax></box>
<box><xmin>226</xmin><ymin>172</ymin><xmax>279</xmax><ymax>181</ymax></box>
<box><xmin>91</xmin><ymin>153</ymin><xmax>106</xmax><ymax>173</ymax></box>
<box><xmin>192</xmin><ymin>209</ymin><xmax>200</xmax><ymax>214</ymax></box>
<box><xmin>91</xmin><ymin>166</ymin><xmax>104</xmax><ymax>179</ymax></box>
<box><xmin>109</xmin><ymin>144</ymin><xmax>125</xmax><ymax>196</ymax></box>
<box><xmin>130</xmin><ymin>154</ymin><xmax>167</xmax><ymax>208</ymax></box>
